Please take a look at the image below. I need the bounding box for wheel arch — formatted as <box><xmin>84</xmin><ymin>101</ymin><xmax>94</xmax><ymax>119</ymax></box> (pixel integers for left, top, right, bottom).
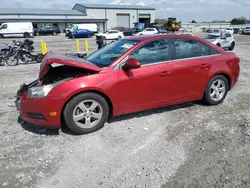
<box><xmin>209</xmin><ymin>72</ymin><xmax>232</xmax><ymax>90</ymax></box>
<box><xmin>60</xmin><ymin>89</ymin><xmax>114</xmax><ymax>126</ymax></box>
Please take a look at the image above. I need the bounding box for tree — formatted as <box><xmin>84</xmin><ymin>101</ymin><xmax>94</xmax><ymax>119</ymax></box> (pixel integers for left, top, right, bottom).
<box><xmin>191</xmin><ymin>20</ymin><xmax>197</xmax><ymax>23</ymax></box>
<box><xmin>231</xmin><ymin>16</ymin><xmax>246</xmax><ymax>25</ymax></box>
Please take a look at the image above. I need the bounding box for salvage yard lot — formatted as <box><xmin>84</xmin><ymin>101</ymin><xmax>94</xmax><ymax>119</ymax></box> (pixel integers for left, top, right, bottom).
<box><xmin>0</xmin><ymin>34</ymin><xmax>250</xmax><ymax>188</ymax></box>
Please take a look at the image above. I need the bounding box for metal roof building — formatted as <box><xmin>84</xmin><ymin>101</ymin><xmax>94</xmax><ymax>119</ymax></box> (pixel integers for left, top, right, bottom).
<box><xmin>73</xmin><ymin>3</ymin><xmax>155</xmax><ymax>30</ymax></box>
<box><xmin>0</xmin><ymin>3</ymin><xmax>155</xmax><ymax>32</ymax></box>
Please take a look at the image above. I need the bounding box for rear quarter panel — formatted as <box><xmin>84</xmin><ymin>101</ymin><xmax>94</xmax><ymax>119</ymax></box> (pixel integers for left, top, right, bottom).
<box><xmin>208</xmin><ymin>51</ymin><xmax>239</xmax><ymax>89</ymax></box>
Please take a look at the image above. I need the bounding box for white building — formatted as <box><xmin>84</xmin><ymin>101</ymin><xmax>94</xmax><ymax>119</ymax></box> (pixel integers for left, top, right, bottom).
<box><xmin>73</xmin><ymin>3</ymin><xmax>155</xmax><ymax>31</ymax></box>
<box><xmin>0</xmin><ymin>3</ymin><xmax>155</xmax><ymax>32</ymax></box>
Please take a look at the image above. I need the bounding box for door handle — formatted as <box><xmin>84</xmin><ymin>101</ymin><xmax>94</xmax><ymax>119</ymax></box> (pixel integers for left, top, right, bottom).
<box><xmin>200</xmin><ymin>64</ymin><xmax>208</xmax><ymax>68</ymax></box>
<box><xmin>160</xmin><ymin>71</ymin><xmax>170</xmax><ymax>76</ymax></box>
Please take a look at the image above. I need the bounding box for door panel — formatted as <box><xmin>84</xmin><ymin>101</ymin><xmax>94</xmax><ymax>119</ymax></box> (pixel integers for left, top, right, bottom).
<box><xmin>117</xmin><ymin>63</ymin><xmax>172</xmax><ymax>113</ymax></box>
<box><xmin>163</xmin><ymin>57</ymin><xmax>211</xmax><ymax>102</ymax></box>
<box><xmin>117</xmin><ymin>38</ymin><xmax>172</xmax><ymax>114</ymax></box>
<box><xmin>168</xmin><ymin>37</ymin><xmax>219</xmax><ymax>101</ymax></box>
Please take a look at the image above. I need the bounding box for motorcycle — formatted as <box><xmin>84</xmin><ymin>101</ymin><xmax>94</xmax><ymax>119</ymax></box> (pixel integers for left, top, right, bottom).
<box><xmin>3</xmin><ymin>41</ymin><xmax>21</xmax><ymax>66</ymax></box>
<box><xmin>4</xmin><ymin>39</ymin><xmax>44</xmax><ymax>66</ymax></box>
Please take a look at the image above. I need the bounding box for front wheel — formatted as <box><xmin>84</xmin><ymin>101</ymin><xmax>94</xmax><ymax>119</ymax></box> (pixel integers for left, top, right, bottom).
<box><xmin>203</xmin><ymin>75</ymin><xmax>229</xmax><ymax>105</ymax></box>
<box><xmin>63</xmin><ymin>93</ymin><xmax>109</xmax><ymax>134</ymax></box>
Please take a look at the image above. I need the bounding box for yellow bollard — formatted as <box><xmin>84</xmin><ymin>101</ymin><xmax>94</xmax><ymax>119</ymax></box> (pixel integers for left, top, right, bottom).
<box><xmin>76</xmin><ymin>39</ymin><xmax>80</xmax><ymax>52</ymax></box>
<box><xmin>43</xmin><ymin>41</ymin><xmax>47</xmax><ymax>54</ymax></box>
<box><xmin>40</xmin><ymin>40</ymin><xmax>45</xmax><ymax>55</ymax></box>
<box><xmin>85</xmin><ymin>40</ymin><xmax>88</xmax><ymax>52</ymax></box>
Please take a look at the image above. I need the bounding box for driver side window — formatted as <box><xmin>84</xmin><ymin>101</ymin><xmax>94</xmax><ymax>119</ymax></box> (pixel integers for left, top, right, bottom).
<box><xmin>129</xmin><ymin>39</ymin><xmax>170</xmax><ymax>65</ymax></box>
<box><xmin>1</xmin><ymin>24</ymin><xmax>7</xmax><ymax>29</ymax></box>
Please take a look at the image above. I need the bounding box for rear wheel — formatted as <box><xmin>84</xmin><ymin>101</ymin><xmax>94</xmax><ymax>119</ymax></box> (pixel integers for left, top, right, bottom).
<box><xmin>63</xmin><ymin>93</ymin><xmax>109</xmax><ymax>134</ymax></box>
<box><xmin>53</xmin><ymin>32</ymin><xmax>57</xmax><ymax>36</ymax></box>
<box><xmin>228</xmin><ymin>42</ymin><xmax>235</xmax><ymax>51</ymax></box>
<box><xmin>216</xmin><ymin>43</ymin><xmax>221</xmax><ymax>47</ymax></box>
<box><xmin>117</xmin><ymin>36</ymin><xmax>122</xmax><ymax>40</ymax></box>
<box><xmin>23</xmin><ymin>32</ymin><xmax>30</xmax><ymax>38</ymax></box>
<box><xmin>0</xmin><ymin>34</ymin><xmax>4</xmax><ymax>38</ymax></box>
<box><xmin>203</xmin><ymin>75</ymin><xmax>229</xmax><ymax>105</ymax></box>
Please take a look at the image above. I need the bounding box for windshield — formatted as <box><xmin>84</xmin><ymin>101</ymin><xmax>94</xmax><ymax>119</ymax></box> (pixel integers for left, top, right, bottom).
<box><xmin>86</xmin><ymin>39</ymin><xmax>140</xmax><ymax>67</ymax></box>
<box><xmin>203</xmin><ymin>35</ymin><xmax>219</xmax><ymax>39</ymax></box>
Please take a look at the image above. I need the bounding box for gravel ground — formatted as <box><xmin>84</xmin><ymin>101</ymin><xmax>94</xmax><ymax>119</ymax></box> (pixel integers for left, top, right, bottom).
<box><xmin>0</xmin><ymin>34</ymin><xmax>250</xmax><ymax>188</ymax></box>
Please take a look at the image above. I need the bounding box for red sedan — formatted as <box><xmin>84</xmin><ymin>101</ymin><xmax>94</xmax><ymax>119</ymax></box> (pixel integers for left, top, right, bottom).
<box><xmin>15</xmin><ymin>34</ymin><xmax>240</xmax><ymax>134</ymax></box>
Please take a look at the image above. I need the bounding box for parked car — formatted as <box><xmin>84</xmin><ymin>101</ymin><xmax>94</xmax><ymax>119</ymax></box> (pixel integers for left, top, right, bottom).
<box><xmin>35</xmin><ymin>26</ymin><xmax>60</xmax><ymax>36</ymax></box>
<box><xmin>123</xmin><ymin>28</ymin><xmax>141</xmax><ymax>36</ymax></box>
<box><xmin>240</xmin><ymin>27</ymin><xmax>250</xmax><ymax>35</ymax></box>
<box><xmin>112</xmin><ymin>26</ymin><xmax>126</xmax><ymax>32</ymax></box>
<box><xmin>15</xmin><ymin>34</ymin><xmax>240</xmax><ymax>134</ymax></box>
<box><xmin>95</xmin><ymin>30</ymin><xmax>124</xmax><ymax>40</ymax></box>
<box><xmin>65</xmin><ymin>23</ymin><xmax>98</xmax><ymax>36</ymax></box>
<box><xmin>135</xmin><ymin>28</ymin><xmax>158</xmax><ymax>35</ymax></box>
<box><xmin>0</xmin><ymin>22</ymin><xmax>33</xmax><ymax>38</ymax></box>
<box><xmin>68</xmin><ymin>29</ymin><xmax>94</xmax><ymax>38</ymax></box>
<box><xmin>203</xmin><ymin>32</ymin><xmax>235</xmax><ymax>50</ymax></box>
<box><xmin>225</xmin><ymin>28</ymin><xmax>234</xmax><ymax>35</ymax></box>
<box><xmin>175</xmin><ymin>31</ymin><xmax>194</xmax><ymax>36</ymax></box>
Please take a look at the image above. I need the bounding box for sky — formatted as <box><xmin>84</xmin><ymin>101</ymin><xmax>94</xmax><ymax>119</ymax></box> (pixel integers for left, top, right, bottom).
<box><xmin>0</xmin><ymin>0</ymin><xmax>249</xmax><ymax>22</ymax></box>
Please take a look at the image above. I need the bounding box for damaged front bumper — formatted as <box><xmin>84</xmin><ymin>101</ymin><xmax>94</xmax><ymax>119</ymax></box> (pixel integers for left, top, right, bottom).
<box><xmin>15</xmin><ymin>80</ymin><xmax>62</xmax><ymax>128</ymax></box>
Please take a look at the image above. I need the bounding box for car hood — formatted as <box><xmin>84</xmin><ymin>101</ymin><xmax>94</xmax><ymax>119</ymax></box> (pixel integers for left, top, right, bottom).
<box><xmin>39</xmin><ymin>52</ymin><xmax>101</xmax><ymax>79</ymax></box>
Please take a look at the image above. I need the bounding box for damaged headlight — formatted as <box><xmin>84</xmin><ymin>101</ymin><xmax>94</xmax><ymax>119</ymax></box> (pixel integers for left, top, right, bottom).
<box><xmin>27</xmin><ymin>85</ymin><xmax>54</xmax><ymax>98</ymax></box>
<box><xmin>27</xmin><ymin>77</ymin><xmax>73</xmax><ymax>98</ymax></box>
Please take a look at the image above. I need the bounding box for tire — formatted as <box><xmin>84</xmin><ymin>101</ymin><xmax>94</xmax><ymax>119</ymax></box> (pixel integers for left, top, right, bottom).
<box><xmin>216</xmin><ymin>43</ymin><xmax>221</xmax><ymax>47</ymax></box>
<box><xmin>63</xmin><ymin>93</ymin><xmax>109</xmax><ymax>134</ymax></box>
<box><xmin>5</xmin><ymin>54</ymin><xmax>19</xmax><ymax>66</ymax></box>
<box><xmin>228</xmin><ymin>42</ymin><xmax>235</xmax><ymax>51</ymax></box>
<box><xmin>203</xmin><ymin>75</ymin><xmax>229</xmax><ymax>105</ymax></box>
<box><xmin>0</xmin><ymin>34</ymin><xmax>4</xmax><ymax>38</ymax></box>
<box><xmin>117</xmin><ymin>36</ymin><xmax>122</xmax><ymax>40</ymax></box>
<box><xmin>23</xmin><ymin>32</ymin><xmax>30</xmax><ymax>38</ymax></box>
<box><xmin>53</xmin><ymin>32</ymin><xmax>57</xmax><ymax>36</ymax></box>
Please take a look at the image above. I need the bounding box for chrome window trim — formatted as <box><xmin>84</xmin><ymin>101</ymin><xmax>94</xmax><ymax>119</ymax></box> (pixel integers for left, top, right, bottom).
<box><xmin>114</xmin><ymin>53</ymin><xmax>221</xmax><ymax>70</ymax></box>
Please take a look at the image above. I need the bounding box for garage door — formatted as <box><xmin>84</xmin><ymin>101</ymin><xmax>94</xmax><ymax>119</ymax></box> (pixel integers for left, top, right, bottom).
<box><xmin>116</xmin><ymin>14</ymin><xmax>130</xmax><ymax>27</ymax></box>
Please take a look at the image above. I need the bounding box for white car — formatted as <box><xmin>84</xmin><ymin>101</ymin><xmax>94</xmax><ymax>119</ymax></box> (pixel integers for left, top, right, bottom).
<box><xmin>135</xmin><ymin>28</ymin><xmax>158</xmax><ymax>35</ymax></box>
<box><xmin>225</xmin><ymin>28</ymin><xmax>234</xmax><ymax>35</ymax></box>
<box><xmin>203</xmin><ymin>32</ymin><xmax>235</xmax><ymax>51</ymax></box>
<box><xmin>95</xmin><ymin>30</ymin><xmax>124</xmax><ymax>40</ymax></box>
<box><xmin>175</xmin><ymin>32</ymin><xmax>194</xmax><ymax>36</ymax></box>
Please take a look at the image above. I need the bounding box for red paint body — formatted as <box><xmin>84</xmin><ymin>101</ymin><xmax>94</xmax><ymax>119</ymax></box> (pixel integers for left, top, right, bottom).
<box><xmin>17</xmin><ymin>34</ymin><xmax>240</xmax><ymax>128</ymax></box>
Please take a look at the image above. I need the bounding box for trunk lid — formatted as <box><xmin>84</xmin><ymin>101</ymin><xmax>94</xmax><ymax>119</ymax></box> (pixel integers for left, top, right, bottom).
<box><xmin>39</xmin><ymin>52</ymin><xmax>101</xmax><ymax>78</ymax></box>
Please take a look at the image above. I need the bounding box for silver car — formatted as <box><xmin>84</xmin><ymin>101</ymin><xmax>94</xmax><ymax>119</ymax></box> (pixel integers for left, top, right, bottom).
<box><xmin>241</xmin><ymin>27</ymin><xmax>250</xmax><ymax>35</ymax></box>
<box><xmin>203</xmin><ymin>32</ymin><xmax>235</xmax><ymax>51</ymax></box>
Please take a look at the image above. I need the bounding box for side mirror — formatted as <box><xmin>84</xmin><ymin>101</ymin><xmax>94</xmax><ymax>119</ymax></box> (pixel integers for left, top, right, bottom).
<box><xmin>122</xmin><ymin>58</ymin><xmax>141</xmax><ymax>70</ymax></box>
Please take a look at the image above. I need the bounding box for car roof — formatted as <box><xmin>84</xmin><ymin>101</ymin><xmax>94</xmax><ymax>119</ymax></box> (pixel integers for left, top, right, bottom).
<box><xmin>108</xmin><ymin>29</ymin><xmax>119</xmax><ymax>32</ymax></box>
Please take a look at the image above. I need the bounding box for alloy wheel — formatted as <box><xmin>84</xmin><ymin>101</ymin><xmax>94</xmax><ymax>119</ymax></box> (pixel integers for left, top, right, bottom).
<box><xmin>73</xmin><ymin>100</ymin><xmax>103</xmax><ymax>129</ymax></box>
<box><xmin>209</xmin><ymin>79</ymin><xmax>226</xmax><ymax>101</ymax></box>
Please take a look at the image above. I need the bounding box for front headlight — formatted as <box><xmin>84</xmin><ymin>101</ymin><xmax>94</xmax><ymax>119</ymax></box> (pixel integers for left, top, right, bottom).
<box><xmin>27</xmin><ymin>85</ymin><xmax>54</xmax><ymax>98</ymax></box>
<box><xmin>27</xmin><ymin>77</ymin><xmax>73</xmax><ymax>98</ymax></box>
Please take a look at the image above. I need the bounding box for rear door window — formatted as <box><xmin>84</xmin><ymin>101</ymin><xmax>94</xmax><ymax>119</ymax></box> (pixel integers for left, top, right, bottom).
<box><xmin>173</xmin><ymin>38</ymin><xmax>219</xmax><ymax>60</ymax></box>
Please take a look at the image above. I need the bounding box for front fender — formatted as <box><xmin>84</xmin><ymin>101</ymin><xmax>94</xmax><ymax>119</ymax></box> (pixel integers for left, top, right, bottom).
<box><xmin>47</xmin><ymin>72</ymin><xmax>119</xmax><ymax>113</ymax></box>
